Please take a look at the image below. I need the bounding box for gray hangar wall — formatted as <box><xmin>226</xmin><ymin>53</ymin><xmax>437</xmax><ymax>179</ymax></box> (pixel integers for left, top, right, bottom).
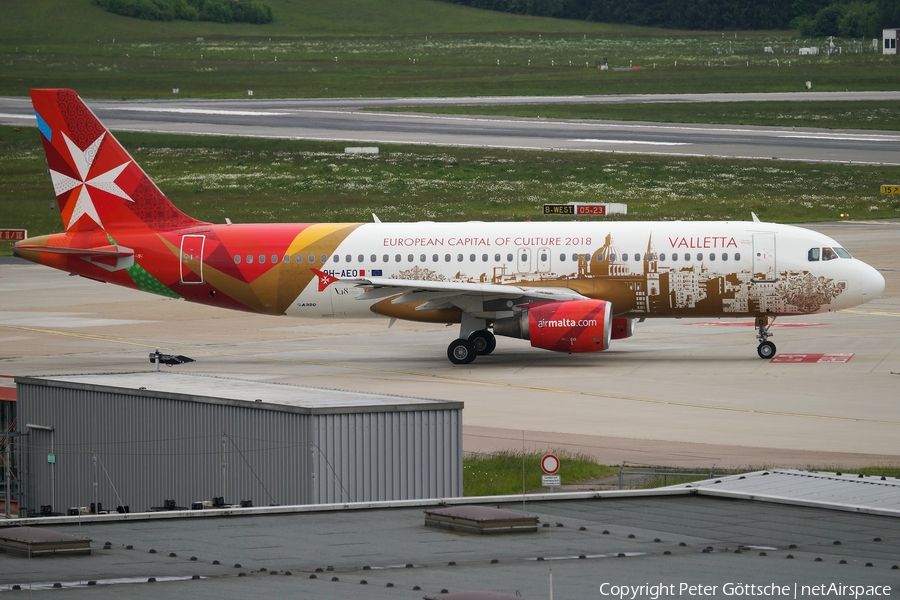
<box><xmin>15</xmin><ymin>373</ymin><xmax>463</xmax><ymax>514</ymax></box>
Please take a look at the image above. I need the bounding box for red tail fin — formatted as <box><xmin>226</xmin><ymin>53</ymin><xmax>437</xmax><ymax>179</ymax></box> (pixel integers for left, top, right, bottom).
<box><xmin>30</xmin><ymin>89</ymin><xmax>203</xmax><ymax>233</ymax></box>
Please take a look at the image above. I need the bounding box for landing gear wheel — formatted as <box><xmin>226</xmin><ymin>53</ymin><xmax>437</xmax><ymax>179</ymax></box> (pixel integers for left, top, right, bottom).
<box><xmin>468</xmin><ymin>330</ymin><xmax>496</xmax><ymax>356</ymax></box>
<box><xmin>448</xmin><ymin>339</ymin><xmax>477</xmax><ymax>365</ymax></box>
<box><xmin>757</xmin><ymin>341</ymin><xmax>776</xmax><ymax>359</ymax></box>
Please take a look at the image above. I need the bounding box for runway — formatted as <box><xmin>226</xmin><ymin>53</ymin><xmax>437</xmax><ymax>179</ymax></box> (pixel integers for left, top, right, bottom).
<box><xmin>1</xmin><ymin>92</ymin><xmax>899</xmax><ymax>165</ymax></box>
<box><xmin>2</xmin><ymin>220</ymin><xmax>898</xmax><ymax>469</ymax></box>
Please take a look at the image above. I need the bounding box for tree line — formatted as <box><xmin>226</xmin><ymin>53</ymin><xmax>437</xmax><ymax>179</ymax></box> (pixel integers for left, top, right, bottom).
<box><xmin>94</xmin><ymin>0</ymin><xmax>274</xmax><ymax>24</ymax></box>
<box><xmin>438</xmin><ymin>0</ymin><xmax>900</xmax><ymax>38</ymax></box>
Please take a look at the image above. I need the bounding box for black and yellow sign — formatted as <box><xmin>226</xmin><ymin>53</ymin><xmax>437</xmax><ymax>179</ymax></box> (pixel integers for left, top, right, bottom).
<box><xmin>543</xmin><ymin>204</ymin><xmax>576</xmax><ymax>215</ymax></box>
<box><xmin>881</xmin><ymin>185</ymin><xmax>900</xmax><ymax>194</ymax></box>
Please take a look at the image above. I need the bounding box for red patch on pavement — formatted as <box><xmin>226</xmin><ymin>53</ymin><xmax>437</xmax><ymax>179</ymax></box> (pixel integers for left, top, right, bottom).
<box><xmin>770</xmin><ymin>353</ymin><xmax>854</xmax><ymax>364</ymax></box>
<box><xmin>689</xmin><ymin>322</ymin><xmax>825</xmax><ymax>328</ymax></box>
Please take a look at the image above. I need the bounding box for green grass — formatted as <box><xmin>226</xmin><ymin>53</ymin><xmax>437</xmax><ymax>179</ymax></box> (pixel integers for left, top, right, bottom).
<box><xmin>1</xmin><ymin>0</ymin><xmax>898</xmax><ymax>99</ymax></box>
<box><xmin>464</xmin><ymin>451</ymin><xmax>616</xmax><ymax>496</ymax></box>
<box><xmin>379</xmin><ymin>100</ymin><xmax>900</xmax><ymax>131</ymax></box>
<box><xmin>3</xmin><ymin>125</ymin><xmax>900</xmax><ymax>254</ymax></box>
<box><xmin>848</xmin><ymin>467</ymin><xmax>900</xmax><ymax>479</ymax></box>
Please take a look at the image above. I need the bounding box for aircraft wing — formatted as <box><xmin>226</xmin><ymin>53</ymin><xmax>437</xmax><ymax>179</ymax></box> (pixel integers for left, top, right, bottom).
<box><xmin>346</xmin><ymin>276</ymin><xmax>587</xmax><ymax>312</ymax></box>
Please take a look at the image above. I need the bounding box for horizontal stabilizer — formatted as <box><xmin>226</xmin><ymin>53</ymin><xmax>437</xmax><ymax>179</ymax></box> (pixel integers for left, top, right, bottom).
<box><xmin>15</xmin><ymin>244</ymin><xmax>134</xmax><ymax>258</ymax></box>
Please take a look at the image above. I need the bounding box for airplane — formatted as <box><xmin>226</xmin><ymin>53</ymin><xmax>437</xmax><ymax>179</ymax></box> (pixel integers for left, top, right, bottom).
<box><xmin>14</xmin><ymin>89</ymin><xmax>885</xmax><ymax>364</ymax></box>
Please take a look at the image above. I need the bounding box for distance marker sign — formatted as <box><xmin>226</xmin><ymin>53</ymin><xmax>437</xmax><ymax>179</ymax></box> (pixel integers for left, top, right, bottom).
<box><xmin>541</xmin><ymin>454</ymin><xmax>560</xmax><ymax>475</ymax></box>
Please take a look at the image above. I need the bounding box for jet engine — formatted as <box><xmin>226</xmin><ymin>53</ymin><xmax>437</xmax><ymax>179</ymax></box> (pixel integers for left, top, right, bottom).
<box><xmin>493</xmin><ymin>299</ymin><xmax>613</xmax><ymax>353</ymax></box>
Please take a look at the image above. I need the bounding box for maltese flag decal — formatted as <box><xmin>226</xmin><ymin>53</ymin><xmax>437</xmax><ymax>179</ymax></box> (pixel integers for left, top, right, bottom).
<box><xmin>311</xmin><ymin>268</ymin><xmax>339</xmax><ymax>292</ymax></box>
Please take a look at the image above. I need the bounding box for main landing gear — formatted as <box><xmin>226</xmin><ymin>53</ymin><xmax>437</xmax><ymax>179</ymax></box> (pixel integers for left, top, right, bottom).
<box><xmin>755</xmin><ymin>315</ymin><xmax>776</xmax><ymax>359</ymax></box>
<box><xmin>447</xmin><ymin>330</ymin><xmax>496</xmax><ymax>365</ymax></box>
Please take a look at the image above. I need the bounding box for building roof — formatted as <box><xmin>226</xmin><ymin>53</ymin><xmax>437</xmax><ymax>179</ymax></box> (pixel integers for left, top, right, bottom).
<box><xmin>684</xmin><ymin>468</ymin><xmax>900</xmax><ymax>517</ymax></box>
<box><xmin>15</xmin><ymin>372</ymin><xmax>463</xmax><ymax>414</ymax></box>
<box><xmin>1</xmin><ymin>494</ymin><xmax>898</xmax><ymax>598</ymax></box>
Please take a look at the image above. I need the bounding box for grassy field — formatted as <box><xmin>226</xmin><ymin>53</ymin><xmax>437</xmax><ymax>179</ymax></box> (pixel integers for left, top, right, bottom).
<box><xmin>464</xmin><ymin>451</ymin><xmax>616</xmax><ymax>496</ymax></box>
<box><xmin>381</xmin><ymin>100</ymin><xmax>900</xmax><ymax>131</ymax></box>
<box><xmin>1</xmin><ymin>0</ymin><xmax>898</xmax><ymax>99</ymax></box>
<box><xmin>3</xmin><ymin>125</ymin><xmax>899</xmax><ymax>255</ymax></box>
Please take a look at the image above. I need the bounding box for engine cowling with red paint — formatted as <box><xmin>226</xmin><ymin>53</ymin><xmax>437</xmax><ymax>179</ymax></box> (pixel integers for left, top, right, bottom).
<box><xmin>611</xmin><ymin>317</ymin><xmax>636</xmax><ymax>340</ymax></box>
<box><xmin>492</xmin><ymin>299</ymin><xmax>613</xmax><ymax>353</ymax></box>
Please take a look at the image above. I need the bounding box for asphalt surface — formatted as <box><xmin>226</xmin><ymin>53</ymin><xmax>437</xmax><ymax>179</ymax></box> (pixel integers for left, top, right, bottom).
<box><xmin>1</xmin><ymin>92</ymin><xmax>899</xmax><ymax>164</ymax></box>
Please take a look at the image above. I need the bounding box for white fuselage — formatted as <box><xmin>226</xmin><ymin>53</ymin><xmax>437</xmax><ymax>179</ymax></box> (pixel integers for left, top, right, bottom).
<box><xmin>285</xmin><ymin>221</ymin><xmax>881</xmax><ymax>321</ymax></box>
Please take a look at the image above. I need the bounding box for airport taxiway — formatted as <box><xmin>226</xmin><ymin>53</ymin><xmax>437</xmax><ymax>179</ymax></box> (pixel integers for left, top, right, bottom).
<box><xmin>2</xmin><ymin>92</ymin><xmax>899</xmax><ymax>165</ymax></box>
<box><xmin>1</xmin><ymin>220</ymin><xmax>897</xmax><ymax>470</ymax></box>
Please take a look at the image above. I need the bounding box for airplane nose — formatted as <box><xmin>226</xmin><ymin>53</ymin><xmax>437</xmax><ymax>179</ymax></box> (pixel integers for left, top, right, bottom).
<box><xmin>860</xmin><ymin>263</ymin><xmax>885</xmax><ymax>303</ymax></box>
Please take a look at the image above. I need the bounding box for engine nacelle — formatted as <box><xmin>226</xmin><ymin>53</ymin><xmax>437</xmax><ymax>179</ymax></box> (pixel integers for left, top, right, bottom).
<box><xmin>493</xmin><ymin>299</ymin><xmax>612</xmax><ymax>353</ymax></box>
<box><xmin>611</xmin><ymin>317</ymin><xmax>636</xmax><ymax>340</ymax></box>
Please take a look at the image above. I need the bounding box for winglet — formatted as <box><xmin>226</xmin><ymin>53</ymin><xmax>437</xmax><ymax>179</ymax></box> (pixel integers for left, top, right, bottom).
<box><xmin>372</xmin><ymin>213</ymin><xmax>382</xmax><ymax>223</ymax></box>
<box><xmin>751</xmin><ymin>212</ymin><xmax>761</xmax><ymax>223</ymax></box>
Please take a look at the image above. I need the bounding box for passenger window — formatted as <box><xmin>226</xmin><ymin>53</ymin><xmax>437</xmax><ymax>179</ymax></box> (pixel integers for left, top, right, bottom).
<box><xmin>734</xmin><ymin>252</ymin><xmax>741</xmax><ymax>261</ymax></box>
<box><xmin>358</xmin><ymin>254</ymin><xmax>364</xmax><ymax>262</ymax></box>
<box><xmin>721</xmin><ymin>253</ymin><xmax>728</xmax><ymax>261</ymax></box>
<box><xmin>234</xmin><ymin>255</ymin><xmax>241</xmax><ymax>264</ymax></box>
<box><xmin>395</xmin><ymin>254</ymin><xmax>401</xmax><ymax>262</ymax></box>
<box><xmin>333</xmin><ymin>255</ymin><xmax>339</xmax><ymax>263</ymax></box>
<box><xmin>370</xmin><ymin>254</ymin><xmax>377</xmax><ymax>262</ymax></box>
<box><xmin>808</xmin><ymin>248</ymin><xmax>820</xmax><ymax>261</ymax></box>
<box><xmin>247</xmin><ymin>255</ymin><xmax>253</xmax><ymax>264</ymax></box>
<box><xmin>345</xmin><ymin>255</ymin><xmax>352</xmax><ymax>263</ymax></box>
<box><xmin>709</xmin><ymin>253</ymin><xmax>716</xmax><ymax>262</ymax></box>
<box><xmin>822</xmin><ymin>247</ymin><xmax>838</xmax><ymax>261</ymax></box>
<box><xmin>494</xmin><ymin>254</ymin><xmax>501</xmax><ymax>262</ymax></box>
<box><xmin>433</xmin><ymin>254</ymin><xmax>439</xmax><ymax>262</ymax></box>
<box><xmin>259</xmin><ymin>255</ymin><xmax>266</xmax><ymax>264</ymax></box>
<box><xmin>507</xmin><ymin>253</ymin><xmax>513</xmax><ymax>262</ymax></box>
<box><xmin>420</xmin><ymin>254</ymin><xmax>426</xmax><ymax>262</ymax></box>
<box><xmin>407</xmin><ymin>254</ymin><xmax>414</xmax><ymax>262</ymax></box>
<box><xmin>609</xmin><ymin>253</ymin><xmax>616</xmax><ymax>262</ymax></box>
<box><xmin>272</xmin><ymin>254</ymin><xmax>278</xmax><ymax>264</ymax></box>
<box><xmin>309</xmin><ymin>255</ymin><xmax>315</xmax><ymax>263</ymax></box>
<box><xmin>636</xmin><ymin>254</ymin><xmax>642</xmax><ymax>262</ymax></box>
<box><xmin>383</xmin><ymin>254</ymin><xmax>389</xmax><ymax>262</ymax></box>
<box><xmin>540</xmin><ymin>252</ymin><xmax>548</xmax><ymax>261</ymax></box>
<box><xmin>458</xmin><ymin>254</ymin><xmax>464</xmax><ymax>262</ymax></box>
<box><xmin>659</xmin><ymin>253</ymin><xmax>666</xmax><ymax>261</ymax></box>
<box><xmin>573</xmin><ymin>253</ymin><xmax>579</xmax><ymax>262</ymax></box>
<box><xmin>445</xmin><ymin>254</ymin><xmax>451</xmax><ymax>262</ymax></box>
<box><xmin>283</xmin><ymin>255</ymin><xmax>289</xmax><ymax>263</ymax></box>
<box><xmin>482</xmin><ymin>254</ymin><xmax>488</xmax><ymax>262</ymax></box>
<box><xmin>469</xmin><ymin>254</ymin><xmax>476</xmax><ymax>262</ymax></box>
<box><xmin>559</xmin><ymin>253</ymin><xmax>566</xmax><ymax>261</ymax></box>
<box><xmin>622</xmin><ymin>253</ymin><xmax>629</xmax><ymax>261</ymax></box>
<box><xmin>672</xmin><ymin>253</ymin><xmax>678</xmax><ymax>261</ymax></box>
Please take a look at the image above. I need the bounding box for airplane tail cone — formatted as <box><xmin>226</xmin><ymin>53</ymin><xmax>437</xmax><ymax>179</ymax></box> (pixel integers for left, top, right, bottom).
<box><xmin>30</xmin><ymin>89</ymin><xmax>203</xmax><ymax>234</ymax></box>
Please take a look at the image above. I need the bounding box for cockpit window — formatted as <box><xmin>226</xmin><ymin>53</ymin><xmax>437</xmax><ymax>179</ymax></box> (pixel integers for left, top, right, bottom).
<box><xmin>822</xmin><ymin>247</ymin><xmax>838</xmax><ymax>261</ymax></box>
<box><xmin>808</xmin><ymin>248</ymin><xmax>820</xmax><ymax>262</ymax></box>
<box><xmin>834</xmin><ymin>247</ymin><xmax>852</xmax><ymax>259</ymax></box>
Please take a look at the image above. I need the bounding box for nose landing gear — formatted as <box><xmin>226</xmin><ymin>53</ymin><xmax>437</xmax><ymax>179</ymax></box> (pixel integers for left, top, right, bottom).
<box><xmin>755</xmin><ymin>315</ymin><xmax>776</xmax><ymax>359</ymax></box>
